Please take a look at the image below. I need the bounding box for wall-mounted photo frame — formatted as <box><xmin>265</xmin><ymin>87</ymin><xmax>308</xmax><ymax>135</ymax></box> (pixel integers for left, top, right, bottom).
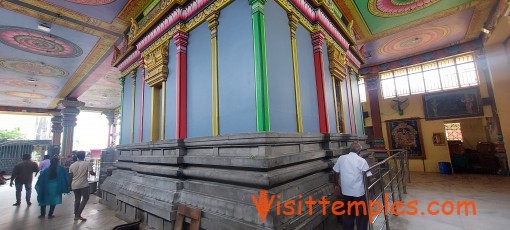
<box><xmin>386</xmin><ymin>118</ymin><xmax>426</xmax><ymax>159</ymax></box>
<box><xmin>432</xmin><ymin>132</ymin><xmax>446</xmax><ymax>146</ymax></box>
<box><xmin>423</xmin><ymin>87</ymin><xmax>483</xmax><ymax>120</ymax></box>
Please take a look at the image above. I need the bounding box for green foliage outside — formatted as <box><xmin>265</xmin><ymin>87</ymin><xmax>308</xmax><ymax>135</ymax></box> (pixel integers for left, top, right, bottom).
<box><xmin>0</xmin><ymin>127</ymin><xmax>26</xmax><ymax>140</ymax></box>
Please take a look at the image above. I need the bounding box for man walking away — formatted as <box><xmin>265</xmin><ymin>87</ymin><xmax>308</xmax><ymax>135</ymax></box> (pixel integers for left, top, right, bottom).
<box><xmin>10</xmin><ymin>153</ymin><xmax>40</xmax><ymax>206</ymax></box>
<box><xmin>69</xmin><ymin>151</ymin><xmax>96</xmax><ymax>221</ymax></box>
<box><xmin>39</xmin><ymin>155</ymin><xmax>51</xmax><ymax>171</ymax></box>
<box><xmin>333</xmin><ymin>142</ymin><xmax>372</xmax><ymax>230</ymax></box>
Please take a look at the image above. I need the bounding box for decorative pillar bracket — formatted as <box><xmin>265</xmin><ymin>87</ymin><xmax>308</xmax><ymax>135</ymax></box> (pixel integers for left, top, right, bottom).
<box><xmin>143</xmin><ymin>41</ymin><xmax>170</xmax><ymax>87</ymax></box>
<box><xmin>143</xmin><ymin>40</ymin><xmax>170</xmax><ymax>141</ymax></box>
<box><xmin>327</xmin><ymin>41</ymin><xmax>347</xmax><ymax>81</ymax></box>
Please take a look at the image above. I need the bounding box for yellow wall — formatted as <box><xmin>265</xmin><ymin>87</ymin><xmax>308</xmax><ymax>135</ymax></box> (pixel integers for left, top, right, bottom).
<box><xmin>363</xmin><ymin>55</ymin><xmax>494</xmax><ymax>172</ymax></box>
<box><xmin>485</xmin><ymin>44</ymin><xmax>510</xmax><ymax>167</ymax></box>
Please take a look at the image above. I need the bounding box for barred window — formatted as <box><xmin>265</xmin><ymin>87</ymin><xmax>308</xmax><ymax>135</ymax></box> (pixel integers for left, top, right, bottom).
<box><xmin>380</xmin><ymin>53</ymin><xmax>479</xmax><ymax>99</ymax></box>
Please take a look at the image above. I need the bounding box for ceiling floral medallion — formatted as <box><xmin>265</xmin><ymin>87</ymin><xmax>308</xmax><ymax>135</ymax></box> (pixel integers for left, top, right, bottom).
<box><xmin>0</xmin><ymin>26</ymin><xmax>83</xmax><ymax>58</ymax></box>
<box><xmin>379</xmin><ymin>26</ymin><xmax>449</xmax><ymax>55</ymax></box>
<box><xmin>0</xmin><ymin>78</ymin><xmax>59</xmax><ymax>90</ymax></box>
<box><xmin>0</xmin><ymin>58</ymin><xmax>67</xmax><ymax>77</ymax></box>
<box><xmin>65</xmin><ymin>0</ymin><xmax>116</xmax><ymax>5</ymax></box>
<box><xmin>1</xmin><ymin>90</ymin><xmax>49</xmax><ymax>99</ymax></box>
<box><xmin>368</xmin><ymin>0</ymin><xmax>440</xmax><ymax>17</ymax></box>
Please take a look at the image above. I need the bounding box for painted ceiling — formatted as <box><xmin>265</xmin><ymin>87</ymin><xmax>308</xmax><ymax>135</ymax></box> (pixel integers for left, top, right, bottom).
<box><xmin>0</xmin><ymin>0</ymin><xmax>150</xmax><ymax>111</ymax></box>
<box><xmin>335</xmin><ymin>0</ymin><xmax>497</xmax><ymax>66</ymax></box>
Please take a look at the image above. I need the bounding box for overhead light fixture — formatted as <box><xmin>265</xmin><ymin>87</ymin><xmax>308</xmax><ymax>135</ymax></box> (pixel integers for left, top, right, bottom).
<box><xmin>27</xmin><ymin>78</ymin><xmax>37</xmax><ymax>82</ymax></box>
<box><xmin>37</xmin><ymin>23</ymin><xmax>51</xmax><ymax>33</ymax></box>
<box><xmin>481</xmin><ymin>28</ymin><xmax>491</xmax><ymax>34</ymax></box>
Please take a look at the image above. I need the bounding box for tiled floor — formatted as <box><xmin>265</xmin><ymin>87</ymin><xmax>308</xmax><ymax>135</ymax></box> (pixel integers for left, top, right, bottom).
<box><xmin>0</xmin><ymin>181</ymin><xmax>125</xmax><ymax>230</ymax></box>
<box><xmin>389</xmin><ymin>172</ymin><xmax>510</xmax><ymax>230</ymax></box>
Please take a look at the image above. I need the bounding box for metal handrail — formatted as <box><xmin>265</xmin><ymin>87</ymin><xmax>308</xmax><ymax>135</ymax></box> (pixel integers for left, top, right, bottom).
<box><xmin>363</xmin><ymin>149</ymin><xmax>410</xmax><ymax>230</ymax></box>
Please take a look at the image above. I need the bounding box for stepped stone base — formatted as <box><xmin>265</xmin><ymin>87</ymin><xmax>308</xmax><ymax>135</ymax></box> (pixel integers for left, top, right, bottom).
<box><xmin>100</xmin><ymin>132</ymin><xmax>368</xmax><ymax>230</ymax></box>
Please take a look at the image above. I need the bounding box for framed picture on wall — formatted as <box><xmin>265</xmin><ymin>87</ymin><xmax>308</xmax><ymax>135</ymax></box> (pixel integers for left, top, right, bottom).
<box><xmin>386</xmin><ymin>118</ymin><xmax>426</xmax><ymax>159</ymax></box>
<box><xmin>423</xmin><ymin>87</ymin><xmax>483</xmax><ymax>120</ymax></box>
<box><xmin>432</xmin><ymin>132</ymin><xmax>446</xmax><ymax>146</ymax></box>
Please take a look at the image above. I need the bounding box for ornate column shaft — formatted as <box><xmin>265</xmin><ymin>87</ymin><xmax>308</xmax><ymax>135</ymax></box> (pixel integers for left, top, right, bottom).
<box><xmin>102</xmin><ymin>110</ymin><xmax>118</xmax><ymax>147</ymax></box>
<box><xmin>138</xmin><ymin>58</ymin><xmax>145</xmax><ymax>142</ymax></box>
<box><xmin>50</xmin><ymin>112</ymin><xmax>63</xmax><ymax>156</ymax></box>
<box><xmin>60</xmin><ymin>100</ymin><xmax>85</xmax><ymax>159</ymax></box>
<box><xmin>130</xmin><ymin>70</ymin><xmax>137</xmax><ymax>143</ymax></box>
<box><xmin>288</xmin><ymin>12</ymin><xmax>303</xmax><ymax>133</ymax></box>
<box><xmin>174</xmin><ymin>30</ymin><xmax>189</xmax><ymax>139</ymax></box>
<box><xmin>366</xmin><ymin>74</ymin><xmax>385</xmax><ymax>149</ymax></box>
<box><xmin>144</xmin><ymin>41</ymin><xmax>169</xmax><ymax>141</ymax></box>
<box><xmin>249</xmin><ymin>0</ymin><xmax>270</xmax><ymax>132</ymax></box>
<box><xmin>208</xmin><ymin>13</ymin><xmax>220</xmax><ymax>136</ymax></box>
<box><xmin>326</xmin><ymin>42</ymin><xmax>347</xmax><ymax>133</ymax></box>
<box><xmin>311</xmin><ymin>30</ymin><xmax>330</xmax><ymax>134</ymax></box>
<box><xmin>119</xmin><ymin>76</ymin><xmax>126</xmax><ymax>143</ymax></box>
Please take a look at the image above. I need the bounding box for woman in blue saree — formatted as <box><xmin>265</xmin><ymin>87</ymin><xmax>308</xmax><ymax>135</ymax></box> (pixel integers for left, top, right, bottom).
<box><xmin>35</xmin><ymin>157</ymin><xmax>70</xmax><ymax>218</ymax></box>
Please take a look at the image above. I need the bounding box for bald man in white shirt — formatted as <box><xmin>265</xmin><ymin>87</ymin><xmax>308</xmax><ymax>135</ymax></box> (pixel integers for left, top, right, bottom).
<box><xmin>333</xmin><ymin>142</ymin><xmax>372</xmax><ymax>230</ymax></box>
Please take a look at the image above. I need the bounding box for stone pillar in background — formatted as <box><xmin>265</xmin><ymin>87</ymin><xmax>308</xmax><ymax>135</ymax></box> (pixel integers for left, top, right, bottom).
<box><xmin>103</xmin><ymin>110</ymin><xmax>118</xmax><ymax>147</ymax></box>
<box><xmin>365</xmin><ymin>73</ymin><xmax>385</xmax><ymax>149</ymax></box>
<box><xmin>311</xmin><ymin>30</ymin><xmax>330</xmax><ymax>134</ymax></box>
<box><xmin>60</xmin><ymin>100</ymin><xmax>85</xmax><ymax>163</ymax></box>
<box><xmin>50</xmin><ymin>111</ymin><xmax>63</xmax><ymax>157</ymax></box>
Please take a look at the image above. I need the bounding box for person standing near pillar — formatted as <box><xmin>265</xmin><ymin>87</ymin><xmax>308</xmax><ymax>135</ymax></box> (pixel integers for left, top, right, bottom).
<box><xmin>35</xmin><ymin>157</ymin><xmax>69</xmax><ymax>218</ymax></box>
<box><xmin>10</xmin><ymin>154</ymin><xmax>39</xmax><ymax>206</ymax></box>
<box><xmin>333</xmin><ymin>143</ymin><xmax>372</xmax><ymax>230</ymax></box>
<box><xmin>68</xmin><ymin>151</ymin><xmax>96</xmax><ymax>221</ymax></box>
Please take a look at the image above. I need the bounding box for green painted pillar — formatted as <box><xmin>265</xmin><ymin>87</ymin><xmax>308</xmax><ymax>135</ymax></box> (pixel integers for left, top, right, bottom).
<box><xmin>249</xmin><ymin>0</ymin><xmax>270</xmax><ymax>132</ymax></box>
<box><xmin>119</xmin><ymin>76</ymin><xmax>126</xmax><ymax>144</ymax></box>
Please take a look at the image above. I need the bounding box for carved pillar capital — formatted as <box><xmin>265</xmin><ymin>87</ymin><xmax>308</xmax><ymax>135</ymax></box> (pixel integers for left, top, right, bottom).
<box><xmin>248</xmin><ymin>0</ymin><xmax>266</xmax><ymax>13</ymax></box>
<box><xmin>102</xmin><ymin>110</ymin><xmax>117</xmax><ymax>126</ymax></box>
<box><xmin>130</xmin><ymin>68</ymin><xmax>137</xmax><ymax>86</ymax></box>
<box><xmin>174</xmin><ymin>31</ymin><xmax>189</xmax><ymax>53</ymax></box>
<box><xmin>143</xmin><ymin>41</ymin><xmax>169</xmax><ymax>87</ymax></box>
<box><xmin>207</xmin><ymin>12</ymin><xmax>220</xmax><ymax>39</ymax></box>
<box><xmin>311</xmin><ymin>31</ymin><xmax>325</xmax><ymax>53</ymax></box>
<box><xmin>327</xmin><ymin>42</ymin><xmax>347</xmax><ymax>80</ymax></box>
<box><xmin>50</xmin><ymin>111</ymin><xmax>63</xmax><ymax>134</ymax></box>
<box><xmin>59</xmin><ymin>100</ymin><xmax>85</xmax><ymax>128</ymax></box>
<box><xmin>288</xmin><ymin>12</ymin><xmax>298</xmax><ymax>39</ymax></box>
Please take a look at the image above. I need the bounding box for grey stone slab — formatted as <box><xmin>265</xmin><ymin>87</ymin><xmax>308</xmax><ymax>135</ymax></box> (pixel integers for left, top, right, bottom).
<box><xmin>101</xmin><ymin>132</ymin><xmax>368</xmax><ymax>230</ymax></box>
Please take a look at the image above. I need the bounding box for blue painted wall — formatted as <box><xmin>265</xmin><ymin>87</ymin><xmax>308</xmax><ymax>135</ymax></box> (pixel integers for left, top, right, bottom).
<box><xmin>341</xmin><ymin>79</ymin><xmax>352</xmax><ymax>133</ymax></box>
<box><xmin>165</xmin><ymin>39</ymin><xmax>177</xmax><ymax>140</ymax></box>
<box><xmin>187</xmin><ymin>23</ymin><xmax>212</xmax><ymax>138</ymax></box>
<box><xmin>142</xmin><ymin>76</ymin><xmax>152</xmax><ymax>142</ymax></box>
<box><xmin>217</xmin><ymin>0</ymin><xmax>256</xmax><ymax>135</ymax></box>
<box><xmin>351</xmin><ymin>73</ymin><xmax>364</xmax><ymax>135</ymax></box>
<box><xmin>120</xmin><ymin>75</ymin><xmax>133</xmax><ymax>144</ymax></box>
<box><xmin>265</xmin><ymin>0</ymin><xmax>296</xmax><ymax>132</ymax></box>
<box><xmin>322</xmin><ymin>43</ymin><xmax>337</xmax><ymax>133</ymax></box>
<box><xmin>133</xmin><ymin>68</ymin><xmax>142</xmax><ymax>142</ymax></box>
<box><xmin>296</xmin><ymin>24</ymin><xmax>319</xmax><ymax>133</ymax></box>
